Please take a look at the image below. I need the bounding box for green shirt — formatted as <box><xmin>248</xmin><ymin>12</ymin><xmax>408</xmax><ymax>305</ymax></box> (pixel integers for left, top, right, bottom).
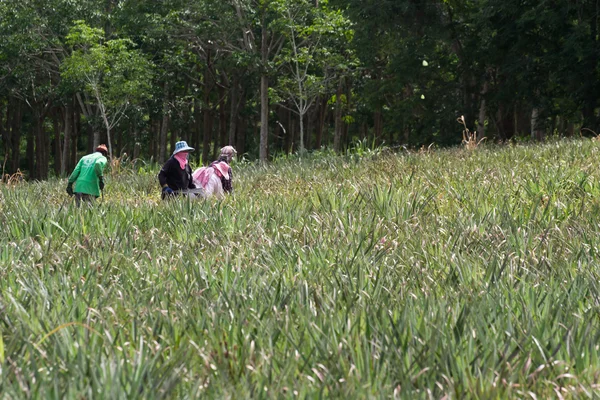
<box><xmin>68</xmin><ymin>152</ymin><xmax>107</xmax><ymax>197</ymax></box>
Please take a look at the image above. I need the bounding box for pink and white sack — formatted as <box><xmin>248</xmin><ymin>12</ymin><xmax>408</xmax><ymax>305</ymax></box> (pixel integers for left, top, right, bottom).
<box><xmin>192</xmin><ymin>162</ymin><xmax>230</xmax><ymax>199</ymax></box>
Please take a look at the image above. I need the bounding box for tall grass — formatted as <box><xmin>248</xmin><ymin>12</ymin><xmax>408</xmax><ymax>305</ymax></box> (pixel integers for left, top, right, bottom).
<box><xmin>1</xmin><ymin>139</ymin><xmax>600</xmax><ymax>398</ymax></box>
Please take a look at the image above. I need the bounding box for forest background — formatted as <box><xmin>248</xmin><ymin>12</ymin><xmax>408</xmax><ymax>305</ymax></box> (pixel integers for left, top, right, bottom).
<box><xmin>1</xmin><ymin>0</ymin><xmax>599</xmax><ymax>178</ymax></box>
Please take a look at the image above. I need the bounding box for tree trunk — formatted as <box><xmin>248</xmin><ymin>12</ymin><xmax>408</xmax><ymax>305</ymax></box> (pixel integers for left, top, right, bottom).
<box><xmin>86</xmin><ymin>123</ymin><xmax>94</xmax><ymax>155</ymax></box>
<box><xmin>132</xmin><ymin>120</ymin><xmax>140</xmax><ymax>160</ymax></box>
<box><xmin>99</xmin><ymin>106</ymin><xmax>113</xmax><ymax>160</ymax></box>
<box><xmin>494</xmin><ymin>103</ymin><xmax>509</xmax><ymax>140</ymax></box>
<box><xmin>61</xmin><ymin>101</ymin><xmax>72</xmax><ymax>176</ymax></box>
<box><xmin>35</xmin><ymin>117</ymin><xmax>41</xmax><ymax>178</ymax></box>
<box><xmin>299</xmin><ymin>111</ymin><xmax>306</xmax><ymax>153</ymax></box>
<box><xmin>290</xmin><ymin>114</ymin><xmax>297</xmax><ymax>154</ymax></box>
<box><xmin>333</xmin><ymin>78</ymin><xmax>344</xmax><ymax>152</ymax></box>
<box><xmin>202</xmin><ymin>82</ymin><xmax>213</xmax><ymax>165</ymax></box>
<box><xmin>259</xmin><ymin>13</ymin><xmax>269</xmax><ymax>163</ymax></box>
<box><xmin>237</xmin><ymin>117</ymin><xmax>247</xmax><ymax>156</ymax></box>
<box><xmin>343</xmin><ymin>117</ymin><xmax>350</xmax><ymax>149</ymax></box>
<box><xmin>217</xmin><ymin>84</ymin><xmax>227</xmax><ymax>157</ymax></box>
<box><xmin>35</xmin><ymin>113</ymin><xmax>49</xmax><ymax>180</ymax></box>
<box><xmin>0</xmin><ymin>102</ymin><xmax>4</xmax><ymax>169</ymax></box>
<box><xmin>115</xmin><ymin>125</ymin><xmax>122</xmax><ymax>157</ymax></box>
<box><xmin>389</xmin><ymin>118</ymin><xmax>394</xmax><ymax>145</ymax></box>
<box><xmin>150</xmin><ymin>120</ymin><xmax>159</xmax><ymax>161</ymax></box>
<box><xmin>202</xmin><ymin>108</ymin><xmax>213</xmax><ymax>163</ymax></box>
<box><xmin>236</xmin><ymin>93</ymin><xmax>247</xmax><ymax>155</ymax></box>
<box><xmin>531</xmin><ymin>107</ymin><xmax>544</xmax><ymax>141</ymax></box>
<box><xmin>93</xmin><ymin>127</ymin><xmax>101</xmax><ymax>152</ymax></box>
<box><xmin>44</xmin><ymin>112</ymin><xmax>51</xmax><ymax>178</ymax></box>
<box><xmin>274</xmin><ymin>106</ymin><xmax>284</xmax><ymax>149</ymax></box>
<box><xmin>285</xmin><ymin>108</ymin><xmax>293</xmax><ymax>153</ymax></box>
<box><xmin>53</xmin><ymin>110</ymin><xmax>61</xmax><ymax>176</ymax></box>
<box><xmin>583</xmin><ymin>1</ymin><xmax>599</xmax><ymax>132</ymax></box>
<box><xmin>27</xmin><ymin>124</ymin><xmax>34</xmax><ymax>179</ymax></box>
<box><xmin>72</xmin><ymin>110</ymin><xmax>80</xmax><ymax>170</ymax></box>
<box><xmin>306</xmin><ymin>107</ymin><xmax>314</xmax><ymax>151</ymax></box>
<box><xmin>530</xmin><ymin>107</ymin><xmax>538</xmax><ymax>140</ymax></box>
<box><xmin>170</xmin><ymin>123</ymin><xmax>177</xmax><ymax>157</ymax></box>
<box><xmin>583</xmin><ymin>103</ymin><xmax>597</xmax><ymax>133</ymax></box>
<box><xmin>35</xmin><ymin>113</ymin><xmax>43</xmax><ymax>178</ymax></box>
<box><xmin>477</xmin><ymin>80</ymin><xmax>488</xmax><ymax>142</ymax></box>
<box><xmin>10</xmin><ymin>101</ymin><xmax>22</xmax><ymax>174</ymax></box>
<box><xmin>298</xmin><ymin>85</ymin><xmax>306</xmax><ymax>152</ymax></box>
<box><xmin>159</xmin><ymin>83</ymin><xmax>169</xmax><ymax>163</ymax></box>
<box><xmin>345</xmin><ymin>77</ymin><xmax>353</xmax><ymax>146</ymax></box>
<box><xmin>260</xmin><ymin>73</ymin><xmax>269</xmax><ymax>162</ymax></box>
<box><xmin>373</xmin><ymin>108</ymin><xmax>383</xmax><ymax>145</ymax></box>
<box><xmin>75</xmin><ymin>92</ymin><xmax>96</xmax><ymax>154</ymax></box>
<box><xmin>566</xmin><ymin>122</ymin><xmax>575</xmax><ymax>137</ymax></box>
<box><xmin>148</xmin><ymin>120</ymin><xmax>155</xmax><ymax>161</ymax></box>
<box><xmin>193</xmin><ymin>97</ymin><xmax>202</xmax><ymax>157</ymax></box>
<box><xmin>228</xmin><ymin>77</ymin><xmax>240</xmax><ymax>146</ymax></box>
<box><xmin>0</xmin><ymin>102</ymin><xmax>7</xmax><ymax>175</ymax></box>
<box><xmin>315</xmin><ymin>96</ymin><xmax>326</xmax><ymax>149</ymax></box>
<box><xmin>134</xmin><ymin>141</ymin><xmax>141</xmax><ymax>160</ymax></box>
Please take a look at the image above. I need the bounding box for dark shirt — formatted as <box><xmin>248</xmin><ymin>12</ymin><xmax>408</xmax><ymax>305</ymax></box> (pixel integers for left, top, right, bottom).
<box><xmin>158</xmin><ymin>156</ymin><xmax>196</xmax><ymax>192</ymax></box>
<box><xmin>210</xmin><ymin>157</ymin><xmax>233</xmax><ymax>193</ymax></box>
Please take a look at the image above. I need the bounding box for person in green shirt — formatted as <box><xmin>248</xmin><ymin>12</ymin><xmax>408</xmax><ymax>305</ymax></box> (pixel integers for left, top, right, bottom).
<box><xmin>66</xmin><ymin>144</ymin><xmax>108</xmax><ymax>206</ymax></box>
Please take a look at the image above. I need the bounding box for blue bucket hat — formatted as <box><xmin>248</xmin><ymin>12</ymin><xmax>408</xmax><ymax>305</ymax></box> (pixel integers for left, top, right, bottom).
<box><xmin>173</xmin><ymin>141</ymin><xmax>195</xmax><ymax>155</ymax></box>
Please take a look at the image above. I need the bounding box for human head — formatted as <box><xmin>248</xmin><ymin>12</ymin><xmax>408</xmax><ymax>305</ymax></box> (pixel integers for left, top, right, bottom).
<box><xmin>95</xmin><ymin>144</ymin><xmax>108</xmax><ymax>156</ymax></box>
<box><xmin>219</xmin><ymin>146</ymin><xmax>237</xmax><ymax>163</ymax></box>
<box><xmin>173</xmin><ymin>141</ymin><xmax>195</xmax><ymax>156</ymax></box>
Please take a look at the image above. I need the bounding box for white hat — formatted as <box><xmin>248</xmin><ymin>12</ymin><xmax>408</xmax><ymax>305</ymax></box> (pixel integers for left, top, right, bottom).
<box><xmin>220</xmin><ymin>146</ymin><xmax>237</xmax><ymax>157</ymax></box>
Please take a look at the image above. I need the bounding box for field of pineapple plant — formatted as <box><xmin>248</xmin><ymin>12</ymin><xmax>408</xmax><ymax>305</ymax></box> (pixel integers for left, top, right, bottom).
<box><xmin>1</xmin><ymin>139</ymin><xmax>600</xmax><ymax>398</ymax></box>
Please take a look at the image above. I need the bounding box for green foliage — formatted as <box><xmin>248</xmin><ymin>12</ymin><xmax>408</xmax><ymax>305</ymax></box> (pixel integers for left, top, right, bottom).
<box><xmin>2</xmin><ymin>0</ymin><xmax>600</xmax><ymax>172</ymax></box>
<box><xmin>62</xmin><ymin>21</ymin><xmax>154</xmax><ymax>105</ymax></box>
<box><xmin>60</xmin><ymin>21</ymin><xmax>155</xmax><ymax>157</ymax></box>
<box><xmin>1</xmin><ymin>140</ymin><xmax>600</xmax><ymax>397</ymax></box>
<box><xmin>271</xmin><ymin>0</ymin><xmax>355</xmax><ymax>151</ymax></box>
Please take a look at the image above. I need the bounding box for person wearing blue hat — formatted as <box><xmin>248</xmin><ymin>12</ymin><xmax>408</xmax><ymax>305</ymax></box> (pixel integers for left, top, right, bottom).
<box><xmin>158</xmin><ymin>141</ymin><xmax>199</xmax><ymax>199</ymax></box>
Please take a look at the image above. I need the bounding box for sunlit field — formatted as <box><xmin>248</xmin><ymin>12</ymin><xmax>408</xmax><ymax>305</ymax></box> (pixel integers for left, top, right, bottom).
<box><xmin>1</xmin><ymin>139</ymin><xmax>600</xmax><ymax>398</ymax></box>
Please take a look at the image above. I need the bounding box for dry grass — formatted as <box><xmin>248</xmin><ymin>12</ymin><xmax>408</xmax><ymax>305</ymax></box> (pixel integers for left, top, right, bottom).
<box><xmin>581</xmin><ymin>127</ymin><xmax>600</xmax><ymax>142</ymax></box>
<box><xmin>458</xmin><ymin>115</ymin><xmax>486</xmax><ymax>150</ymax></box>
<box><xmin>2</xmin><ymin>169</ymin><xmax>25</xmax><ymax>185</ymax></box>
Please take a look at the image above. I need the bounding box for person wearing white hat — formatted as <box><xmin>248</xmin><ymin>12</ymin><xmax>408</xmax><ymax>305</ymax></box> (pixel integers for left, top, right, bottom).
<box><xmin>158</xmin><ymin>141</ymin><xmax>199</xmax><ymax>199</ymax></box>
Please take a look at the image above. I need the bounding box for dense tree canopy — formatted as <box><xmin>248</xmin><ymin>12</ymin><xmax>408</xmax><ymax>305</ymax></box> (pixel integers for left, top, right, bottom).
<box><xmin>1</xmin><ymin>0</ymin><xmax>599</xmax><ymax>177</ymax></box>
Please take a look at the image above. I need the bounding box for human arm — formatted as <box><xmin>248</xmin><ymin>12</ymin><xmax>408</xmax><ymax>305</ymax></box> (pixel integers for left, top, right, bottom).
<box><xmin>66</xmin><ymin>159</ymin><xmax>83</xmax><ymax>195</ymax></box>
<box><xmin>95</xmin><ymin>157</ymin><xmax>107</xmax><ymax>191</ymax></box>
<box><xmin>222</xmin><ymin>167</ymin><xmax>233</xmax><ymax>193</ymax></box>
<box><xmin>158</xmin><ymin>160</ymin><xmax>170</xmax><ymax>188</ymax></box>
<box><xmin>188</xmin><ymin>166</ymin><xmax>196</xmax><ymax>189</ymax></box>
<box><xmin>158</xmin><ymin>160</ymin><xmax>176</xmax><ymax>195</ymax></box>
<box><xmin>68</xmin><ymin>159</ymin><xmax>83</xmax><ymax>184</ymax></box>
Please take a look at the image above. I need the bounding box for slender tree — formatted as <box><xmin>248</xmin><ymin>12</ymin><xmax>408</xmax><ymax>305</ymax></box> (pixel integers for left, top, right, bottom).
<box><xmin>61</xmin><ymin>21</ymin><xmax>154</xmax><ymax>160</ymax></box>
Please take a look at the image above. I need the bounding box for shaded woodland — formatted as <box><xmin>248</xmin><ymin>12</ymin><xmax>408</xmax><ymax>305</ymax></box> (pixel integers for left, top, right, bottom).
<box><xmin>1</xmin><ymin>0</ymin><xmax>599</xmax><ymax>178</ymax></box>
